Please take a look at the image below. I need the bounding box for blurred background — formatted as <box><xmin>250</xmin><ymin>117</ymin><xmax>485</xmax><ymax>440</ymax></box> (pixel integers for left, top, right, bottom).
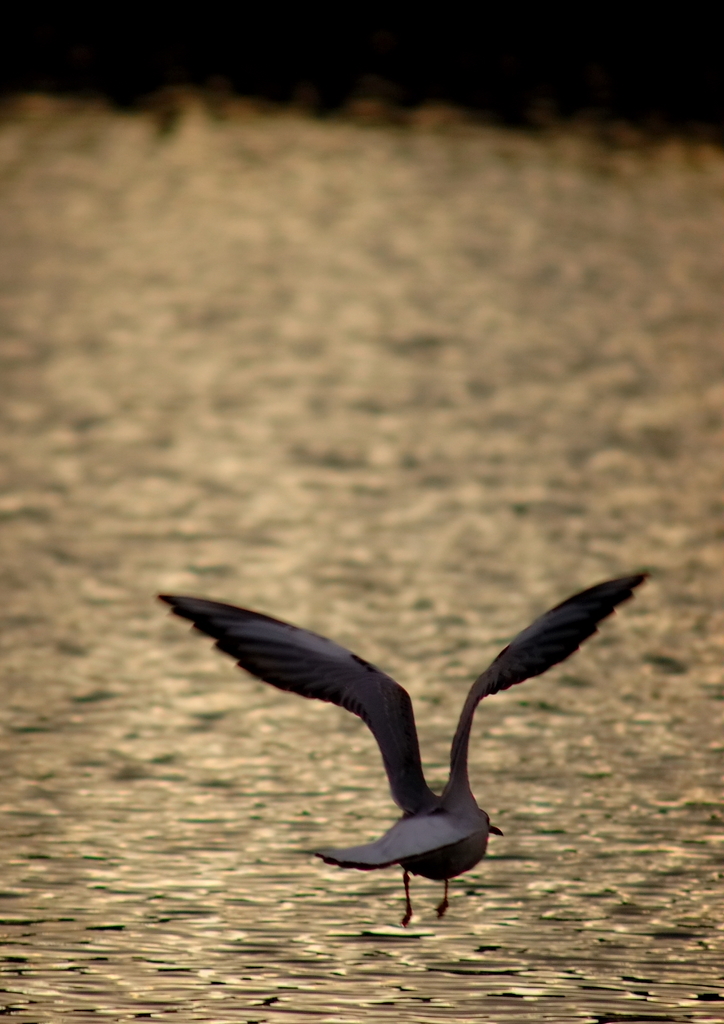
<box><xmin>0</xmin><ymin>13</ymin><xmax>723</xmax><ymax>1023</ymax></box>
<box><xmin>2</xmin><ymin>9</ymin><xmax>724</xmax><ymax>133</ymax></box>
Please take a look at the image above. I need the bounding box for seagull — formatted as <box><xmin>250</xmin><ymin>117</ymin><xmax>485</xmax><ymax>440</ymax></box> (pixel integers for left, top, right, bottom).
<box><xmin>159</xmin><ymin>574</ymin><xmax>645</xmax><ymax>924</ymax></box>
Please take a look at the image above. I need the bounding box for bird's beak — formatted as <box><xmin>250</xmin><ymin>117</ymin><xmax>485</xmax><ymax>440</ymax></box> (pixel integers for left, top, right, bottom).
<box><xmin>489</xmin><ymin>824</ymin><xmax>504</xmax><ymax>836</ymax></box>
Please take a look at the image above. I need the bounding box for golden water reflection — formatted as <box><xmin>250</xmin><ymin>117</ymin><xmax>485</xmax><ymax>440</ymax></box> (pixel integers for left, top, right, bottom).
<box><xmin>0</xmin><ymin>107</ymin><xmax>723</xmax><ymax>1021</ymax></box>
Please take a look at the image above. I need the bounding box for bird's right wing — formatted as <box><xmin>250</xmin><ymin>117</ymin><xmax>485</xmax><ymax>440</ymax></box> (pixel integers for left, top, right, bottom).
<box><xmin>159</xmin><ymin>596</ymin><xmax>438</xmax><ymax>815</ymax></box>
<box><xmin>444</xmin><ymin>575</ymin><xmax>647</xmax><ymax>801</ymax></box>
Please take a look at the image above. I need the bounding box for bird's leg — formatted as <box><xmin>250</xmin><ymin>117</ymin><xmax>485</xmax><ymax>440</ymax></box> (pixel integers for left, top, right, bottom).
<box><xmin>401</xmin><ymin>870</ymin><xmax>413</xmax><ymax>927</ymax></box>
<box><xmin>436</xmin><ymin>879</ymin><xmax>449</xmax><ymax>919</ymax></box>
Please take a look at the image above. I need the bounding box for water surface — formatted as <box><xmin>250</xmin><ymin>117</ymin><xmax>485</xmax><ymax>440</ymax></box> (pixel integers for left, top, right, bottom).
<box><xmin>0</xmin><ymin>108</ymin><xmax>723</xmax><ymax>1021</ymax></box>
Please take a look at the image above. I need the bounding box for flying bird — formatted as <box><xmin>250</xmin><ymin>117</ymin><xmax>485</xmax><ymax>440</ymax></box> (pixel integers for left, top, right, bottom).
<box><xmin>159</xmin><ymin>574</ymin><xmax>645</xmax><ymax>924</ymax></box>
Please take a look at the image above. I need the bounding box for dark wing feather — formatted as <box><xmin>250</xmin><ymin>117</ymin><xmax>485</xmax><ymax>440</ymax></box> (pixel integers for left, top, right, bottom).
<box><xmin>159</xmin><ymin>596</ymin><xmax>438</xmax><ymax>815</ymax></box>
<box><xmin>445</xmin><ymin>575</ymin><xmax>646</xmax><ymax>798</ymax></box>
<box><xmin>475</xmin><ymin>574</ymin><xmax>646</xmax><ymax>697</ymax></box>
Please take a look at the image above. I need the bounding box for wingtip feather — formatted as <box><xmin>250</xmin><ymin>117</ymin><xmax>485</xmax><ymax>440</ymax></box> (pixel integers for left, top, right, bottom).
<box><xmin>314</xmin><ymin>851</ymin><xmax>396</xmax><ymax>871</ymax></box>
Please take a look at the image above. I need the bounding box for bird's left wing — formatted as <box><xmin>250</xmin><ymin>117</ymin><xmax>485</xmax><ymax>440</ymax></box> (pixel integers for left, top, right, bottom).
<box><xmin>444</xmin><ymin>575</ymin><xmax>647</xmax><ymax>801</ymax></box>
<box><xmin>159</xmin><ymin>596</ymin><xmax>438</xmax><ymax>815</ymax></box>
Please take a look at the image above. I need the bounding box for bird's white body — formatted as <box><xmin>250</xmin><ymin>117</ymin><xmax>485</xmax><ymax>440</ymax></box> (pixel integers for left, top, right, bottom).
<box><xmin>318</xmin><ymin>804</ymin><xmax>489</xmax><ymax>876</ymax></box>
<box><xmin>160</xmin><ymin>574</ymin><xmax>645</xmax><ymax>922</ymax></box>
<box><xmin>401</xmin><ymin>828</ymin><xmax>490</xmax><ymax>881</ymax></box>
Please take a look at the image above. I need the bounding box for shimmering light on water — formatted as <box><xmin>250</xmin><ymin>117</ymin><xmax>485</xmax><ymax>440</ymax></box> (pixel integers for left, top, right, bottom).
<box><xmin>0</xmin><ymin>107</ymin><xmax>723</xmax><ymax>1021</ymax></box>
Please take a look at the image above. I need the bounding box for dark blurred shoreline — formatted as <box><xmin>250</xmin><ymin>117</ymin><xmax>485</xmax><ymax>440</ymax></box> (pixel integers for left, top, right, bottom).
<box><xmin>2</xmin><ymin>14</ymin><xmax>723</xmax><ymax>138</ymax></box>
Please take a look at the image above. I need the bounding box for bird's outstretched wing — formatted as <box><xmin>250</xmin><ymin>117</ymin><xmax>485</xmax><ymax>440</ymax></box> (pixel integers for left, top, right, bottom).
<box><xmin>444</xmin><ymin>575</ymin><xmax>647</xmax><ymax>802</ymax></box>
<box><xmin>159</xmin><ymin>596</ymin><xmax>438</xmax><ymax>815</ymax></box>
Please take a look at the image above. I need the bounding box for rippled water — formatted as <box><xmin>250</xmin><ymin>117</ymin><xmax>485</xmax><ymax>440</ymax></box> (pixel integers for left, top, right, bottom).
<box><xmin>0</xmin><ymin>107</ymin><xmax>723</xmax><ymax>1021</ymax></box>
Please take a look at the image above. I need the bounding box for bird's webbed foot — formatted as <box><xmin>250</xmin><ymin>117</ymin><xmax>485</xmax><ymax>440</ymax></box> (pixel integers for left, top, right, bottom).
<box><xmin>401</xmin><ymin>869</ymin><xmax>413</xmax><ymax>927</ymax></box>
<box><xmin>435</xmin><ymin>879</ymin><xmax>449</xmax><ymax>919</ymax></box>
